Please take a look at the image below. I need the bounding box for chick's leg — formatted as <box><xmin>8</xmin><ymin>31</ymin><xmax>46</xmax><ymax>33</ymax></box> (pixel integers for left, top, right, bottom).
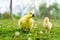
<box><xmin>45</xmin><ymin>26</ymin><xmax>50</xmax><ymax>33</ymax></box>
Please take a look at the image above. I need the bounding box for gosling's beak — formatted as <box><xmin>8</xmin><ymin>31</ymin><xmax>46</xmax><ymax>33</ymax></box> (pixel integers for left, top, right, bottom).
<box><xmin>32</xmin><ymin>14</ymin><xmax>35</xmax><ymax>17</ymax></box>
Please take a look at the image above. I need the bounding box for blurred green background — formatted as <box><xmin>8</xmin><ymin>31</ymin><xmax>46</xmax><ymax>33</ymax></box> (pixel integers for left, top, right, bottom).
<box><xmin>0</xmin><ymin>0</ymin><xmax>60</xmax><ymax>40</ymax></box>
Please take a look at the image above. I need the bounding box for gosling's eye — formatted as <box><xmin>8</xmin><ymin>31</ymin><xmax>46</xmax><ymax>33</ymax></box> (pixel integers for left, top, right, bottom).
<box><xmin>29</xmin><ymin>13</ymin><xmax>32</xmax><ymax>14</ymax></box>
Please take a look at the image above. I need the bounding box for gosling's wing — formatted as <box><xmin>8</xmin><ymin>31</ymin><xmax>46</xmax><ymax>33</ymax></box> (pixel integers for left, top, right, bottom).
<box><xmin>48</xmin><ymin>22</ymin><xmax>52</xmax><ymax>29</ymax></box>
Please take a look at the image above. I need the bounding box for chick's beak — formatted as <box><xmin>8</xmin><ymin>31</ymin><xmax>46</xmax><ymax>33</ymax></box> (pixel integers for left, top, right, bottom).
<box><xmin>32</xmin><ymin>14</ymin><xmax>35</xmax><ymax>17</ymax></box>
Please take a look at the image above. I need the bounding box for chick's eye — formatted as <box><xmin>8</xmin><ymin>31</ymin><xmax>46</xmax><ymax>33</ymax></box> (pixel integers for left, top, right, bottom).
<box><xmin>29</xmin><ymin>13</ymin><xmax>32</xmax><ymax>14</ymax></box>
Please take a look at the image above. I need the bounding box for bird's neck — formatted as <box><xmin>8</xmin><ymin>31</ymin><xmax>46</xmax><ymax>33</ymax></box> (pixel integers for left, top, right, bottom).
<box><xmin>25</xmin><ymin>16</ymin><xmax>31</xmax><ymax>21</ymax></box>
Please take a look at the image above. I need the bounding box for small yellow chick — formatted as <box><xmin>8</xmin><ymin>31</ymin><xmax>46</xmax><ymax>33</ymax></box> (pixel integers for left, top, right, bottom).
<box><xmin>18</xmin><ymin>11</ymin><xmax>35</xmax><ymax>32</ymax></box>
<box><xmin>43</xmin><ymin>17</ymin><xmax>52</xmax><ymax>33</ymax></box>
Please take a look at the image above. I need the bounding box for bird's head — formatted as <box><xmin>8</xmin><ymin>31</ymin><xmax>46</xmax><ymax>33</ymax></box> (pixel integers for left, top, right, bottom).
<box><xmin>26</xmin><ymin>11</ymin><xmax>35</xmax><ymax>18</ymax></box>
<box><xmin>44</xmin><ymin>17</ymin><xmax>49</xmax><ymax>22</ymax></box>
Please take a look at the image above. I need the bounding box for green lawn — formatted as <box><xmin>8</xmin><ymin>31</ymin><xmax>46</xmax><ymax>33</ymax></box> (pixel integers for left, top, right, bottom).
<box><xmin>0</xmin><ymin>19</ymin><xmax>60</xmax><ymax>40</ymax></box>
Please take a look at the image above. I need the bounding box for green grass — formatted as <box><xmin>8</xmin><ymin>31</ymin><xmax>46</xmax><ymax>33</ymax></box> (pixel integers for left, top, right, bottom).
<box><xmin>0</xmin><ymin>19</ymin><xmax>60</xmax><ymax>40</ymax></box>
